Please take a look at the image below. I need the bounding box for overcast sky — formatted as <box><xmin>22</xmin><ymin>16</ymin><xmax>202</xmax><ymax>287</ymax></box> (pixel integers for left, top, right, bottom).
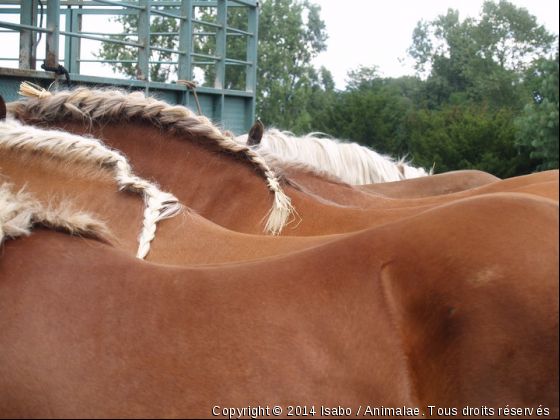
<box><xmin>313</xmin><ymin>0</ymin><xmax>560</xmax><ymax>89</ymax></box>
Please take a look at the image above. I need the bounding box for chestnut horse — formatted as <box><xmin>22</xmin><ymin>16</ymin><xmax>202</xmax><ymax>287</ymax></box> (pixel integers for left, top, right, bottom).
<box><xmin>7</xmin><ymin>87</ymin><xmax>558</xmax><ymax>236</ymax></box>
<box><xmin>0</xmin><ymin>120</ymin><xmax>346</xmax><ymax>264</ymax></box>
<box><xmin>355</xmin><ymin>170</ymin><xmax>501</xmax><ymax>199</ymax></box>
<box><xmin>283</xmin><ymin>166</ymin><xmax>559</xmax><ymax>208</ymax></box>
<box><xmin>1</xmin><ymin>189</ymin><xmax>558</xmax><ymax>418</ymax></box>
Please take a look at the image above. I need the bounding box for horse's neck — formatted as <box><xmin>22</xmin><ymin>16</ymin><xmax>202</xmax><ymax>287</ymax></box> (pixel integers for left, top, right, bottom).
<box><xmin>55</xmin><ymin>120</ymin><xmax>275</xmax><ymax>233</ymax></box>
<box><xmin>0</xmin><ymin>149</ymin><xmax>144</xmax><ymax>255</ymax></box>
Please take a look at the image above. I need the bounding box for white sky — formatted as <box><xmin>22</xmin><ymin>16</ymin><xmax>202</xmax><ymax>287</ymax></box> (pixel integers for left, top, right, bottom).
<box><xmin>313</xmin><ymin>0</ymin><xmax>560</xmax><ymax>89</ymax></box>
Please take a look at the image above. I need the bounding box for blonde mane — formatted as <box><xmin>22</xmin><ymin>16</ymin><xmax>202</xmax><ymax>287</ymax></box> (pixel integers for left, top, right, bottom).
<box><xmin>9</xmin><ymin>83</ymin><xmax>295</xmax><ymax>235</ymax></box>
<box><xmin>0</xmin><ymin>182</ymin><xmax>108</xmax><ymax>246</ymax></box>
<box><xmin>0</xmin><ymin>119</ymin><xmax>183</xmax><ymax>259</ymax></box>
<box><xmin>238</xmin><ymin>129</ymin><xmax>430</xmax><ymax>185</ymax></box>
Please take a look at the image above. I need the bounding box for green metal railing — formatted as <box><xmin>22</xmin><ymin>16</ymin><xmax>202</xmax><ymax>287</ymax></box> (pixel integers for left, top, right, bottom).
<box><xmin>0</xmin><ymin>0</ymin><xmax>259</xmax><ymax>135</ymax></box>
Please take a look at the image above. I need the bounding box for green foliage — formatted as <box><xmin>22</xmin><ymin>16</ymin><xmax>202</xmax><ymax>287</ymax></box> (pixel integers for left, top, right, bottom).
<box><xmin>253</xmin><ymin>0</ymin><xmax>329</xmax><ymax>133</ymax></box>
<box><xmin>407</xmin><ymin>104</ymin><xmax>534</xmax><ymax>177</ymax></box>
<box><xmin>515</xmin><ymin>52</ymin><xmax>560</xmax><ymax>171</ymax></box>
<box><xmin>325</xmin><ymin>70</ymin><xmax>419</xmax><ymax>157</ymax></box>
<box><xmin>407</xmin><ymin>0</ymin><xmax>556</xmax><ymax>109</ymax></box>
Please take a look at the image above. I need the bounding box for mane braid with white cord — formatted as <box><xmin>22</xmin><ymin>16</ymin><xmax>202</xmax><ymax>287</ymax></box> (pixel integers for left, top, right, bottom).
<box><xmin>11</xmin><ymin>82</ymin><xmax>296</xmax><ymax>235</ymax></box>
<box><xmin>0</xmin><ymin>119</ymin><xmax>183</xmax><ymax>259</ymax></box>
<box><xmin>0</xmin><ymin>182</ymin><xmax>108</xmax><ymax>246</ymax></box>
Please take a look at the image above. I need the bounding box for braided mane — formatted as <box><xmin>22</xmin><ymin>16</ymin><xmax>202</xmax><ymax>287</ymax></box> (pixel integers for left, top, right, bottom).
<box><xmin>0</xmin><ymin>119</ymin><xmax>182</xmax><ymax>259</ymax></box>
<box><xmin>9</xmin><ymin>84</ymin><xmax>295</xmax><ymax>235</ymax></box>
<box><xmin>0</xmin><ymin>181</ymin><xmax>109</xmax><ymax>246</ymax></box>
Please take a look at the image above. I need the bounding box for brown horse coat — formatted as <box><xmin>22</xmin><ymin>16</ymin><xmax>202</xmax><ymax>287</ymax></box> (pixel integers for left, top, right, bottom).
<box><xmin>355</xmin><ymin>170</ymin><xmax>501</xmax><ymax>199</ymax></box>
<box><xmin>8</xmin><ymin>115</ymin><xmax>556</xmax><ymax>236</ymax></box>
<box><xmin>0</xmin><ymin>193</ymin><xmax>558</xmax><ymax>418</ymax></box>
<box><xmin>0</xmin><ymin>125</ymin><xmax>339</xmax><ymax>265</ymax></box>
<box><xmin>7</xmin><ymin>89</ymin><xmax>557</xmax><ymax>236</ymax></box>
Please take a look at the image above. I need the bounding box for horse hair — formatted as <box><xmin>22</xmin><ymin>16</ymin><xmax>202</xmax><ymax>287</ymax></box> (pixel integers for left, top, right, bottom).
<box><xmin>0</xmin><ymin>181</ymin><xmax>109</xmax><ymax>245</ymax></box>
<box><xmin>237</xmin><ymin>129</ymin><xmax>429</xmax><ymax>185</ymax></box>
<box><xmin>0</xmin><ymin>119</ymin><xmax>183</xmax><ymax>259</ymax></box>
<box><xmin>9</xmin><ymin>84</ymin><xmax>295</xmax><ymax>235</ymax></box>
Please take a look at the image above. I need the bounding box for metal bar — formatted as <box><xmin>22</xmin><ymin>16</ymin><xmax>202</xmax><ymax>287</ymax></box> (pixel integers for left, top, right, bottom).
<box><xmin>67</xmin><ymin>8</ymin><xmax>81</xmax><ymax>73</ymax></box>
<box><xmin>137</xmin><ymin>0</ymin><xmax>150</xmax><ymax>80</ymax></box>
<box><xmin>45</xmin><ymin>0</ymin><xmax>61</xmax><ymax>68</ymax></box>
<box><xmin>191</xmin><ymin>19</ymin><xmax>222</xmax><ymax>29</ymax></box>
<box><xmin>215</xmin><ymin>0</ymin><xmax>226</xmax><ymax>89</ymax></box>
<box><xmin>227</xmin><ymin>0</ymin><xmax>258</xmax><ymax>6</ymax></box>
<box><xmin>225</xmin><ymin>57</ymin><xmax>251</xmax><ymax>66</ymax></box>
<box><xmin>150</xmin><ymin>8</ymin><xmax>185</xmax><ymax>20</ymax></box>
<box><xmin>191</xmin><ymin>52</ymin><xmax>220</xmax><ymax>61</ymax></box>
<box><xmin>245</xmin><ymin>0</ymin><xmax>257</xmax><ymax>125</ymax></box>
<box><xmin>59</xmin><ymin>30</ymin><xmax>142</xmax><ymax>47</ymax></box>
<box><xmin>0</xmin><ymin>21</ymin><xmax>52</xmax><ymax>34</ymax></box>
<box><xmin>78</xmin><ymin>58</ymin><xmax>138</xmax><ymax>63</ymax></box>
<box><xmin>88</xmin><ymin>0</ymin><xmax>145</xmax><ymax>11</ymax></box>
<box><xmin>226</xmin><ymin>26</ymin><xmax>252</xmax><ymax>36</ymax></box>
<box><xmin>177</xmin><ymin>0</ymin><xmax>192</xmax><ymax>81</ymax></box>
<box><xmin>64</xmin><ymin>7</ymin><xmax>72</xmax><ymax>70</ymax></box>
<box><xmin>150</xmin><ymin>45</ymin><xmax>185</xmax><ymax>55</ymax></box>
<box><xmin>78</xmin><ymin>58</ymin><xmax>179</xmax><ymax>65</ymax></box>
<box><xmin>1</xmin><ymin>67</ymin><xmax>257</xmax><ymax>95</ymax></box>
<box><xmin>18</xmin><ymin>0</ymin><xmax>39</xmax><ymax>69</ymax></box>
<box><xmin>64</xmin><ymin>9</ymin><xmax>137</xmax><ymax>15</ymax></box>
<box><xmin>78</xmin><ymin>31</ymin><xmax>179</xmax><ymax>36</ymax></box>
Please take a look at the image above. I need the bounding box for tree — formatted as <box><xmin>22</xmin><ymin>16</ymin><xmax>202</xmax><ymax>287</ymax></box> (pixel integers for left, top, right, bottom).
<box><xmin>253</xmin><ymin>0</ymin><xmax>329</xmax><ymax>132</ymax></box>
<box><xmin>407</xmin><ymin>0</ymin><xmax>557</xmax><ymax>109</ymax></box>
<box><xmin>324</xmin><ymin>67</ymin><xmax>419</xmax><ymax>158</ymax></box>
<box><xmin>407</xmin><ymin>104</ymin><xmax>534</xmax><ymax>177</ymax></box>
<box><xmin>515</xmin><ymin>51</ymin><xmax>560</xmax><ymax>171</ymax></box>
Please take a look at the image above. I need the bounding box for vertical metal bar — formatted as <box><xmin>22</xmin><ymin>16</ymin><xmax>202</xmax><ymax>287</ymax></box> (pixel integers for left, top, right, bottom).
<box><xmin>178</xmin><ymin>0</ymin><xmax>192</xmax><ymax>81</ymax></box>
<box><xmin>215</xmin><ymin>0</ymin><xmax>227</xmax><ymax>90</ymax></box>
<box><xmin>214</xmin><ymin>0</ymin><xmax>227</xmax><ymax>122</ymax></box>
<box><xmin>245</xmin><ymin>2</ymin><xmax>258</xmax><ymax>129</ymax></box>
<box><xmin>45</xmin><ymin>0</ymin><xmax>61</xmax><ymax>68</ymax></box>
<box><xmin>64</xmin><ymin>8</ymin><xmax>71</xmax><ymax>70</ymax></box>
<box><xmin>67</xmin><ymin>8</ymin><xmax>81</xmax><ymax>73</ymax></box>
<box><xmin>137</xmin><ymin>0</ymin><xmax>151</xmax><ymax>80</ymax></box>
<box><xmin>19</xmin><ymin>0</ymin><xmax>39</xmax><ymax>69</ymax></box>
<box><xmin>246</xmin><ymin>3</ymin><xmax>258</xmax><ymax>92</ymax></box>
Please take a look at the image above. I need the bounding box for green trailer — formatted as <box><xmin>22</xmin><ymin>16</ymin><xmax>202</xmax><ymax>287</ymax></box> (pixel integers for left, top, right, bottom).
<box><xmin>0</xmin><ymin>0</ymin><xmax>259</xmax><ymax>135</ymax></box>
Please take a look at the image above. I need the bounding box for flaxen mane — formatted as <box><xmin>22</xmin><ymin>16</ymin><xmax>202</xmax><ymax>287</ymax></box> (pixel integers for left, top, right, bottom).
<box><xmin>238</xmin><ymin>129</ymin><xmax>430</xmax><ymax>185</ymax></box>
<box><xmin>0</xmin><ymin>119</ymin><xmax>182</xmax><ymax>258</ymax></box>
<box><xmin>0</xmin><ymin>182</ymin><xmax>108</xmax><ymax>246</ymax></box>
<box><xmin>9</xmin><ymin>83</ymin><xmax>295</xmax><ymax>235</ymax></box>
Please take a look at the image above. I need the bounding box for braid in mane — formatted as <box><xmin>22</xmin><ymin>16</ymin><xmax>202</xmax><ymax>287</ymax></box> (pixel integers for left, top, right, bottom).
<box><xmin>0</xmin><ymin>119</ymin><xmax>182</xmax><ymax>259</ymax></box>
<box><xmin>10</xmin><ymin>84</ymin><xmax>295</xmax><ymax>235</ymax></box>
<box><xmin>0</xmin><ymin>181</ymin><xmax>109</xmax><ymax>245</ymax></box>
<box><xmin>0</xmin><ymin>182</ymin><xmax>35</xmax><ymax>244</ymax></box>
